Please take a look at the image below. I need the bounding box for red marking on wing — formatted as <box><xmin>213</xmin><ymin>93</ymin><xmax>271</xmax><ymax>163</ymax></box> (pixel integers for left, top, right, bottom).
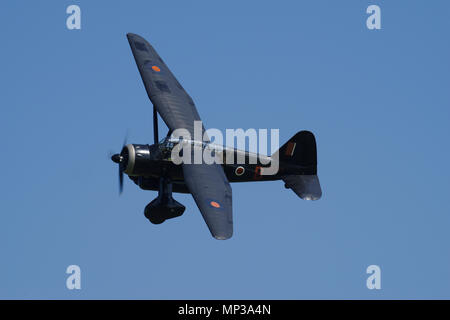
<box><xmin>210</xmin><ymin>201</ymin><xmax>221</xmax><ymax>208</ymax></box>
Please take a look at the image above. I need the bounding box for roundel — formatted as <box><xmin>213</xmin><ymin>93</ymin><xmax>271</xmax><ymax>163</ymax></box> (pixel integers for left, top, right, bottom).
<box><xmin>151</xmin><ymin>65</ymin><xmax>161</xmax><ymax>72</ymax></box>
<box><xmin>210</xmin><ymin>201</ymin><xmax>221</xmax><ymax>208</ymax></box>
<box><xmin>235</xmin><ymin>166</ymin><xmax>245</xmax><ymax>176</ymax></box>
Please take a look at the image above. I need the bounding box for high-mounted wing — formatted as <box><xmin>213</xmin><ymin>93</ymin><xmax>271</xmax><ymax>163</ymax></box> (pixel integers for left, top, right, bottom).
<box><xmin>127</xmin><ymin>33</ymin><xmax>203</xmax><ymax>136</ymax></box>
<box><xmin>127</xmin><ymin>33</ymin><xmax>233</xmax><ymax>239</ymax></box>
<box><xmin>182</xmin><ymin>163</ymin><xmax>233</xmax><ymax>240</ymax></box>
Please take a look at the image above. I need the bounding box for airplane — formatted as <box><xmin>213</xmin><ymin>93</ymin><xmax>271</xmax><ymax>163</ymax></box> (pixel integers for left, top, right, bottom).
<box><xmin>111</xmin><ymin>33</ymin><xmax>322</xmax><ymax>240</ymax></box>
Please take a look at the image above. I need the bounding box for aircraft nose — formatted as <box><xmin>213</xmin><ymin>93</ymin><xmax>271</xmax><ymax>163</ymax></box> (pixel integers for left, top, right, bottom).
<box><xmin>111</xmin><ymin>154</ymin><xmax>121</xmax><ymax>163</ymax></box>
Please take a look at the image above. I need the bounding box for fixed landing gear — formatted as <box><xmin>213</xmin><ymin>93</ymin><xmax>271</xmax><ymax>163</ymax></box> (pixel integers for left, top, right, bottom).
<box><xmin>144</xmin><ymin>178</ymin><xmax>185</xmax><ymax>224</ymax></box>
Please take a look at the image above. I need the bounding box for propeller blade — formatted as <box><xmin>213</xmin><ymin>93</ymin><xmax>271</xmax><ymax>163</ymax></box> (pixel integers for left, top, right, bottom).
<box><xmin>122</xmin><ymin>130</ymin><xmax>128</xmax><ymax>149</ymax></box>
<box><xmin>119</xmin><ymin>164</ymin><xmax>124</xmax><ymax>194</ymax></box>
<box><xmin>111</xmin><ymin>131</ymin><xmax>129</xmax><ymax>195</ymax></box>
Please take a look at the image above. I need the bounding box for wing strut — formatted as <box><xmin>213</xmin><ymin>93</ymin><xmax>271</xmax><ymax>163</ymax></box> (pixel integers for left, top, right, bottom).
<box><xmin>153</xmin><ymin>105</ymin><xmax>159</xmax><ymax>144</ymax></box>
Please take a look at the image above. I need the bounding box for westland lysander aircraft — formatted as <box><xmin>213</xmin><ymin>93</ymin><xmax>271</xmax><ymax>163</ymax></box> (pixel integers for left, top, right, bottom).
<box><xmin>111</xmin><ymin>33</ymin><xmax>322</xmax><ymax>240</ymax></box>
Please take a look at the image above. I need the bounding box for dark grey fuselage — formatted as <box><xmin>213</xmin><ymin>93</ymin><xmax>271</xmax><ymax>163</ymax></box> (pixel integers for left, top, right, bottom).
<box><xmin>125</xmin><ymin>141</ymin><xmax>313</xmax><ymax>194</ymax></box>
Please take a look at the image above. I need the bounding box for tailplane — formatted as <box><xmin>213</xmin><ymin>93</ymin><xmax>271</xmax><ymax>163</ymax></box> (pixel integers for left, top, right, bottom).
<box><xmin>282</xmin><ymin>174</ymin><xmax>322</xmax><ymax>200</ymax></box>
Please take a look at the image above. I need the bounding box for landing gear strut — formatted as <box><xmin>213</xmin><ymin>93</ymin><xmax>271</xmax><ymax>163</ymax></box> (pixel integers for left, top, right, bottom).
<box><xmin>144</xmin><ymin>178</ymin><xmax>185</xmax><ymax>224</ymax></box>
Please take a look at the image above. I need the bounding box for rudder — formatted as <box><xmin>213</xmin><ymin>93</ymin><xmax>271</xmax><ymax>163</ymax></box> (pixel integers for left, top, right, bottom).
<box><xmin>274</xmin><ymin>131</ymin><xmax>322</xmax><ymax>200</ymax></box>
<box><xmin>274</xmin><ymin>131</ymin><xmax>317</xmax><ymax>173</ymax></box>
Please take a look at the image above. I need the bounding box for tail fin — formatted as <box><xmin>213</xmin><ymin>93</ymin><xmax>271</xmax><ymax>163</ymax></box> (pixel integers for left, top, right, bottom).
<box><xmin>273</xmin><ymin>131</ymin><xmax>317</xmax><ymax>173</ymax></box>
<box><xmin>274</xmin><ymin>131</ymin><xmax>322</xmax><ymax>200</ymax></box>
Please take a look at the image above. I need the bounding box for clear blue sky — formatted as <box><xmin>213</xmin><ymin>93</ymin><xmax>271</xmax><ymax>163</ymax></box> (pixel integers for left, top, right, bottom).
<box><xmin>1</xmin><ymin>0</ymin><xmax>449</xmax><ymax>299</ymax></box>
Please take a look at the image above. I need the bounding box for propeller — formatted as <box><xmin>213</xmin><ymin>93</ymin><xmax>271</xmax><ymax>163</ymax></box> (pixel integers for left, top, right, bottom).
<box><xmin>111</xmin><ymin>106</ymin><xmax>160</xmax><ymax>195</ymax></box>
<box><xmin>111</xmin><ymin>133</ymin><xmax>128</xmax><ymax>195</ymax></box>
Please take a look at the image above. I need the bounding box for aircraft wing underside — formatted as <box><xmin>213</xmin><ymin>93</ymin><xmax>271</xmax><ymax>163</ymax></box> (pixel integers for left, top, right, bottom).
<box><xmin>127</xmin><ymin>33</ymin><xmax>203</xmax><ymax>137</ymax></box>
<box><xmin>182</xmin><ymin>162</ymin><xmax>233</xmax><ymax>240</ymax></box>
<box><xmin>127</xmin><ymin>33</ymin><xmax>233</xmax><ymax>238</ymax></box>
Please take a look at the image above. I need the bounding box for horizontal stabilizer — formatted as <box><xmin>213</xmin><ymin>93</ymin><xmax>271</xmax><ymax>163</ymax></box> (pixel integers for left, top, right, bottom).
<box><xmin>283</xmin><ymin>174</ymin><xmax>322</xmax><ymax>200</ymax></box>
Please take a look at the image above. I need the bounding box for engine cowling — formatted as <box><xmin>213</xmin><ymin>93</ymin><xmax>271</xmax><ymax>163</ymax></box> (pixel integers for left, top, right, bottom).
<box><xmin>121</xmin><ymin>144</ymin><xmax>153</xmax><ymax>176</ymax></box>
